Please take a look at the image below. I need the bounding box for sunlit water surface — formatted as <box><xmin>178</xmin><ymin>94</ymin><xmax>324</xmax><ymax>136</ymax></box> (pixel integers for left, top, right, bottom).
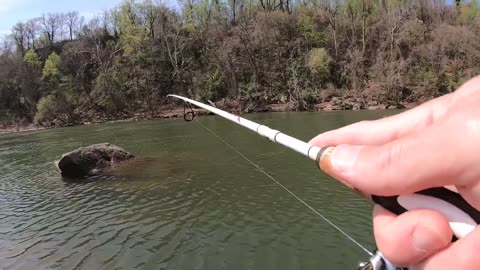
<box><xmin>0</xmin><ymin>110</ymin><xmax>400</xmax><ymax>270</ymax></box>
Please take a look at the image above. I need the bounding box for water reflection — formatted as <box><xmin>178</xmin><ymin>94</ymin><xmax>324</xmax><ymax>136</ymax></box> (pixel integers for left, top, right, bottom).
<box><xmin>0</xmin><ymin>111</ymin><xmax>398</xmax><ymax>269</ymax></box>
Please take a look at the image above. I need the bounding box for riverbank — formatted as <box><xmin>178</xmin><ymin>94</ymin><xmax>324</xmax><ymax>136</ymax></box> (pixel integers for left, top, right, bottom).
<box><xmin>0</xmin><ymin>125</ymin><xmax>47</xmax><ymax>134</ymax></box>
<box><xmin>0</xmin><ymin>98</ymin><xmax>418</xmax><ymax>134</ymax></box>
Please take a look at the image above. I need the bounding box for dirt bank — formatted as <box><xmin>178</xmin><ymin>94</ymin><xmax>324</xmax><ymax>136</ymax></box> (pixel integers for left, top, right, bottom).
<box><xmin>0</xmin><ymin>98</ymin><xmax>416</xmax><ymax>134</ymax></box>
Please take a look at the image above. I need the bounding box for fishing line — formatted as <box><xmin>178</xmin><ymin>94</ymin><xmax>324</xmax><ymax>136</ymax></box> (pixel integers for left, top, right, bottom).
<box><xmin>172</xmin><ymin>95</ymin><xmax>478</xmax><ymax>269</ymax></box>
<box><xmin>194</xmin><ymin>119</ymin><xmax>373</xmax><ymax>256</ymax></box>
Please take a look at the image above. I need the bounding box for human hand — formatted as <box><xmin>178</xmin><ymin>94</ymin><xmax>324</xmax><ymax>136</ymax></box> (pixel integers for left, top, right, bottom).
<box><xmin>309</xmin><ymin>76</ymin><xmax>480</xmax><ymax>269</ymax></box>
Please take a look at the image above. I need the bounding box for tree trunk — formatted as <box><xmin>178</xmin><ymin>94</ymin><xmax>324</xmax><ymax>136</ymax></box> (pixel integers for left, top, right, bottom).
<box><xmin>361</xmin><ymin>0</ymin><xmax>367</xmax><ymax>56</ymax></box>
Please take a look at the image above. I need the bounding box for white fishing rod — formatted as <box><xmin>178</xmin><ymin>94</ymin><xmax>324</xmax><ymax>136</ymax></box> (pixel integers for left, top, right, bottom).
<box><xmin>168</xmin><ymin>94</ymin><xmax>322</xmax><ymax>161</ymax></box>
<box><xmin>168</xmin><ymin>94</ymin><xmax>480</xmax><ymax>270</ymax></box>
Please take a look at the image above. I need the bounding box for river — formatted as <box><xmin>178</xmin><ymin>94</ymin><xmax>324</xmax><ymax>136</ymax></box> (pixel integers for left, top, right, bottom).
<box><xmin>0</xmin><ymin>110</ymin><xmax>400</xmax><ymax>270</ymax></box>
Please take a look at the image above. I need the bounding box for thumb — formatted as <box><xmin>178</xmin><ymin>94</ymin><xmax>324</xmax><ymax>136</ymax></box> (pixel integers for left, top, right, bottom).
<box><xmin>316</xmin><ymin>124</ymin><xmax>467</xmax><ymax>196</ymax></box>
<box><xmin>372</xmin><ymin>205</ymin><xmax>452</xmax><ymax>267</ymax></box>
<box><xmin>413</xmin><ymin>225</ymin><xmax>480</xmax><ymax>269</ymax></box>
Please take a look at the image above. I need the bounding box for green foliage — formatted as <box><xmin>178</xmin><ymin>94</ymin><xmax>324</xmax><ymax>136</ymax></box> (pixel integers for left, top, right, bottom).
<box><xmin>298</xmin><ymin>9</ymin><xmax>324</xmax><ymax>45</ymax></box>
<box><xmin>92</xmin><ymin>70</ymin><xmax>126</xmax><ymax>114</ymax></box>
<box><xmin>34</xmin><ymin>89</ymin><xmax>78</xmax><ymax>126</ymax></box>
<box><xmin>23</xmin><ymin>49</ymin><xmax>41</xmax><ymax>66</ymax></box>
<box><xmin>416</xmin><ymin>69</ymin><xmax>437</xmax><ymax>96</ymax></box>
<box><xmin>118</xmin><ymin>10</ymin><xmax>149</xmax><ymax>62</ymax></box>
<box><xmin>3</xmin><ymin>0</ymin><xmax>480</xmax><ymax>127</ymax></box>
<box><xmin>42</xmin><ymin>52</ymin><xmax>61</xmax><ymax>81</ymax></box>
<box><xmin>307</xmin><ymin>48</ymin><xmax>330</xmax><ymax>77</ymax></box>
<box><xmin>193</xmin><ymin>66</ymin><xmax>226</xmax><ymax>101</ymax></box>
<box><xmin>458</xmin><ymin>1</ymin><xmax>480</xmax><ymax>24</ymax></box>
<box><xmin>34</xmin><ymin>95</ymin><xmax>56</xmax><ymax>125</ymax></box>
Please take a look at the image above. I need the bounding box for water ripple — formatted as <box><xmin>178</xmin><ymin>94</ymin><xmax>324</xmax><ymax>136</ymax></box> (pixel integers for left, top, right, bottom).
<box><xmin>0</xmin><ymin>114</ymin><xmax>380</xmax><ymax>270</ymax></box>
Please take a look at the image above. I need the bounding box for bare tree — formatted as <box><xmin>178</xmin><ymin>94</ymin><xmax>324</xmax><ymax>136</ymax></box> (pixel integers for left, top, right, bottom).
<box><xmin>12</xmin><ymin>22</ymin><xmax>27</xmax><ymax>56</ymax></box>
<box><xmin>360</xmin><ymin>0</ymin><xmax>376</xmax><ymax>56</ymax></box>
<box><xmin>78</xmin><ymin>16</ymin><xmax>85</xmax><ymax>36</ymax></box>
<box><xmin>384</xmin><ymin>3</ymin><xmax>407</xmax><ymax>59</ymax></box>
<box><xmin>139</xmin><ymin>0</ymin><xmax>157</xmax><ymax>39</ymax></box>
<box><xmin>65</xmin><ymin>11</ymin><xmax>80</xmax><ymax>40</ymax></box>
<box><xmin>228</xmin><ymin>0</ymin><xmax>245</xmax><ymax>24</ymax></box>
<box><xmin>1</xmin><ymin>36</ymin><xmax>13</xmax><ymax>55</ymax></box>
<box><xmin>41</xmin><ymin>13</ymin><xmax>61</xmax><ymax>45</ymax></box>
<box><xmin>109</xmin><ymin>9</ymin><xmax>120</xmax><ymax>38</ymax></box>
<box><xmin>101</xmin><ymin>10</ymin><xmax>111</xmax><ymax>34</ymax></box>
<box><xmin>259</xmin><ymin>0</ymin><xmax>278</xmax><ymax>11</ymax></box>
<box><xmin>122</xmin><ymin>0</ymin><xmax>139</xmax><ymax>25</ymax></box>
<box><xmin>58</xmin><ymin>13</ymin><xmax>67</xmax><ymax>40</ymax></box>
<box><xmin>160</xmin><ymin>13</ymin><xmax>188</xmax><ymax>83</ymax></box>
<box><xmin>322</xmin><ymin>0</ymin><xmax>339</xmax><ymax>56</ymax></box>
<box><xmin>25</xmin><ymin>18</ymin><xmax>39</xmax><ymax>49</ymax></box>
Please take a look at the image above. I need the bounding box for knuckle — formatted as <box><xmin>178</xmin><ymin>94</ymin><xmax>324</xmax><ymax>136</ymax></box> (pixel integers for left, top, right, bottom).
<box><xmin>374</xmin><ymin>142</ymin><xmax>405</xmax><ymax>192</ymax></box>
<box><xmin>380</xmin><ymin>142</ymin><xmax>403</xmax><ymax>171</ymax></box>
<box><xmin>422</xmin><ymin>109</ymin><xmax>435</xmax><ymax>127</ymax></box>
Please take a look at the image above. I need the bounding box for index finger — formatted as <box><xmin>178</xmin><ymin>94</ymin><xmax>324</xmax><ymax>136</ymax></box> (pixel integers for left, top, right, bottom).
<box><xmin>309</xmin><ymin>94</ymin><xmax>451</xmax><ymax>147</ymax></box>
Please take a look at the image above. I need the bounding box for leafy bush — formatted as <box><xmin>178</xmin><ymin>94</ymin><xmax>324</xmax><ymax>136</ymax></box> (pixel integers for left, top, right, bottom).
<box><xmin>34</xmin><ymin>95</ymin><xmax>57</xmax><ymax>125</ymax></box>
<box><xmin>34</xmin><ymin>92</ymin><xmax>78</xmax><ymax>126</ymax></box>
<box><xmin>42</xmin><ymin>52</ymin><xmax>61</xmax><ymax>81</ymax></box>
<box><xmin>4</xmin><ymin>0</ymin><xmax>480</xmax><ymax>128</ymax></box>
<box><xmin>23</xmin><ymin>49</ymin><xmax>41</xmax><ymax>66</ymax></box>
<box><xmin>307</xmin><ymin>48</ymin><xmax>331</xmax><ymax>78</ymax></box>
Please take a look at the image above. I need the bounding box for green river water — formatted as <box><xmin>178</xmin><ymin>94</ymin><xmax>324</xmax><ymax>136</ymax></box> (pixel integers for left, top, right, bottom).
<box><xmin>0</xmin><ymin>110</ymin><xmax>400</xmax><ymax>270</ymax></box>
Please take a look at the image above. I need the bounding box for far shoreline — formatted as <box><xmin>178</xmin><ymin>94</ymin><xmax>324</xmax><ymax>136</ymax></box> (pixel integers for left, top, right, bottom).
<box><xmin>0</xmin><ymin>100</ymin><xmax>418</xmax><ymax>135</ymax></box>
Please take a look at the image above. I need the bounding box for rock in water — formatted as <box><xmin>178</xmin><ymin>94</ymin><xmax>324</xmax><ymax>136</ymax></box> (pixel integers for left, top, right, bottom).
<box><xmin>56</xmin><ymin>143</ymin><xmax>135</xmax><ymax>178</ymax></box>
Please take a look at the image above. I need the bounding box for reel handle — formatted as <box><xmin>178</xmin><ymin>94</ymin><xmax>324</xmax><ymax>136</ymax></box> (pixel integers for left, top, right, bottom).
<box><xmin>371</xmin><ymin>187</ymin><xmax>480</xmax><ymax>240</ymax></box>
<box><xmin>356</xmin><ymin>188</ymin><xmax>480</xmax><ymax>270</ymax></box>
<box><xmin>315</xmin><ymin>147</ymin><xmax>480</xmax><ymax>241</ymax></box>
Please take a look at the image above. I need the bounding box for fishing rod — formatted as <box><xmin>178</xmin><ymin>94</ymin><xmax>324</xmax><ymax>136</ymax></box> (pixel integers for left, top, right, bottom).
<box><xmin>167</xmin><ymin>94</ymin><xmax>480</xmax><ymax>270</ymax></box>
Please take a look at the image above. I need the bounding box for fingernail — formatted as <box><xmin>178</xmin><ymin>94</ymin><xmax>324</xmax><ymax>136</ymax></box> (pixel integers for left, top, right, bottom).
<box><xmin>319</xmin><ymin>145</ymin><xmax>363</xmax><ymax>190</ymax></box>
<box><xmin>320</xmin><ymin>145</ymin><xmax>363</xmax><ymax>174</ymax></box>
<box><xmin>331</xmin><ymin>145</ymin><xmax>363</xmax><ymax>172</ymax></box>
<box><xmin>413</xmin><ymin>225</ymin><xmax>446</xmax><ymax>256</ymax></box>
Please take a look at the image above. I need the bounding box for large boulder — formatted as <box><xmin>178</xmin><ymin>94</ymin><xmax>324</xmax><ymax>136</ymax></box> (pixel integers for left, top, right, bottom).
<box><xmin>56</xmin><ymin>143</ymin><xmax>135</xmax><ymax>178</ymax></box>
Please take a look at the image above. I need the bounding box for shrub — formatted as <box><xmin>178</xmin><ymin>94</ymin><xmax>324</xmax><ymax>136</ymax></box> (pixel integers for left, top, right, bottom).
<box><xmin>307</xmin><ymin>48</ymin><xmax>331</xmax><ymax>78</ymax></box>
<box><xmin>42</xmin><ymin>52</ymin><xmax>61</xmax><ymax>81</ymax></box>
<box><xmin>34</xmin><ymin>95</ymin><xmax>57</xmax><ymax>125</ymax></box>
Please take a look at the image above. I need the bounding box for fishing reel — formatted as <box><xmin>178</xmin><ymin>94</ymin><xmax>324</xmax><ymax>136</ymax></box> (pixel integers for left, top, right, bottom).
<box><xmin>358</xmin><ymin>250</ymin><xmax>408</xmax><ymax>270</ymax></box>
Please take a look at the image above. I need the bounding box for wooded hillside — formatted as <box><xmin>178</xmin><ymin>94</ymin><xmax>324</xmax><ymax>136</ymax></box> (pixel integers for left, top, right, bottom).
<box><xmin>1</xmin><ymin>0</ymin><xmax>480</xmax><ymax>127</ymax></box>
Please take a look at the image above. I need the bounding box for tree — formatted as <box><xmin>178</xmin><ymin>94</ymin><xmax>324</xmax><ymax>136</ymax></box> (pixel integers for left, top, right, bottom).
<box><xmin>138</xmin><ymin>0</ymin><xmax>157</xmax><ymax>38</ymax></box>
<box><xmin>2</xmin><ymin>0</ymin><xmax>480</xmax><ymax>128</ymax></box>
<box><xmin>1</xmin><ymin>37</ymin><xmax>14</xmax><ymax>55</ymax></box>
<box><xmin>41</xmin><ymin>13</ymin><xmax>61</xmax><ymax>45</ymax></box>
<box><xmin>25</xmin><ymin>19</ymin><xmax>39</xmax><ymax>50</ymax></box>
<box><xmin>12</xmin><ymin>22</ymin><xmax>27</xmax><ymax>56</ymax></box>
<box><xmin>307</xmin><ymin>48</ymin><xmax>331</xmax><ymax>77</ymax></box>
<box><xmin>23</xmin><ymin>49</ymin><xmax>41</xmax><ymax>66</ymax></box>
<box><xmin>42</xmin><ymin>52</ymin><xmax>61</xmax><ymax>81</ymax></box>
<box><xmin>65</xmin><ymin>11</ymin><xmax>80</xmax><ymax>40</ymax></box>
<box><xmin>18</xmin><ymin>49</ymin><xmax>43</xmax><ymax>118</ymax></box>
<box><xmin>321</xmin><ymin>0</ymin><xmax>340</xmax><ymax>57</ymax></box>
